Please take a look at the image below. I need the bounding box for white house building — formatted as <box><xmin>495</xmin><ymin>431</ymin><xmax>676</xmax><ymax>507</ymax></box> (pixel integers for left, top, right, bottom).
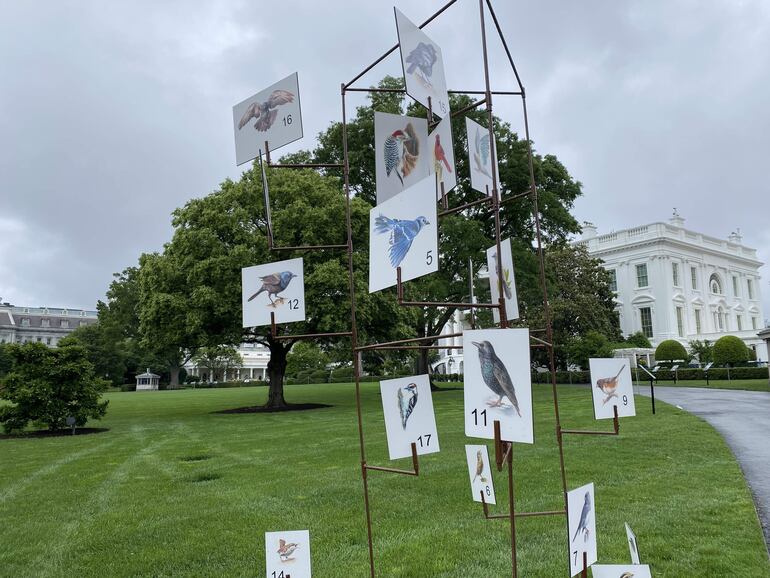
<box><xmin>0</xmin><ymin>301</ymin><xmax>98</xmax><ymax>347</ymax></box>
<box><xmin>184</xmin><ymin>342</ymin><xmax>270</xmax><ymax>383</ymax></box>
<box><xmin>576</xmin><ymin>211</ymin><xmax>767</xmax><ymax>362</ymax></box>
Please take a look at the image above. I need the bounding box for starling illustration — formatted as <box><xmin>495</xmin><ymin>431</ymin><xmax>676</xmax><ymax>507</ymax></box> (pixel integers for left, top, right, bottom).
<box><xmin>596</xmin><ymin>365</ymin><xmax>625</xmax><ymax>405</ymax></box>
<box><xmin>472</xmin><ymin>340</ymin><xmax>521</xmax><ymax>417</ymax></box>
<box><xmin>247</xmin><ymin>271</ymin><xmax>297</xmax><ymax>305</ymax></box>
<box><xmin>405</xmin><ymin>41</ymin><xmax>438</xmax><ymax>86</ymax></box>
<box><xmin>571</xmin><ymin>491</ymin><xmax>592</xmax><ymax>543</ymax></box>
<box><xmin>374</xmin><ymin>214</ymin><xmax>430</xmax><ymax>268</ymax></box>
<box><xmin>237</xmin><ymin>89</ymin><xmax>295</xmax><ymax>132</ymax></box>
<box><xmin>619</xmin><ymin>573</ymin><xmax>634</xmax><ymax>578</ymax></box>
<box><xmin>490</xmin><ymin>251</ymin><xmax>513</xmax><ymax>300</ymax></box>
<box><xmin>277</xmin><ymin>538</ymin><xmax>299</xmax><ymax>562</ymax></box>
<box><xmin>473</xmin><ymin>449</ymin><xmax>488</xmax><ymax>483</ymax></box>
<box><xmin>433</xmin><ymin>134</ymin><xmax>452</xmax><ymax>183</ymax></box>
<box><xmin>384</xmin><ymin>123</ymin><xmax>420</xmax><ymax>185</ymax></box>
<box><xmin>473</xmin><ymin>128</ymin><xmax>493</xmax><ymax>179</ymax></box>
<box><xmin>397</xmin><ymin>382</ymin><xmax>418</xmax><ymax>429</ymax></box>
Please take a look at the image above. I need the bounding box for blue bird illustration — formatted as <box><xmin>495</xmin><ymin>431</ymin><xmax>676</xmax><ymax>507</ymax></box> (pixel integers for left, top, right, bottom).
<box><xmin>374</xmin><ymin>214</ymin><xmax>430</xmax><ymax>268</ymax></box>
<box><xmin>397</xmin><ymin>382</ymin><xmax>418</xmax><ymax>429</ymax></box>
<box><xmin>473</xmin><ymin>340</ymin><xmax>521</xmax><ymax>416</ymax></box>
<box><xmin>473</xmin><ymin>128</ymin><xmax>493</xmax><ymax>179</ymax></box>
<box><xmin>248</xmin><ymin>271</ymin><xmax>297</xmax><ymax>305</ymax></box>
<box><xmin>572</xmin><ymin>491</ymin><xmax>592</xmax><ymax>543</ymax></box>
<box><xmin>405</xmin><ymin>42</ymin><xmax>438</xmax><ymax>85</ymax></box>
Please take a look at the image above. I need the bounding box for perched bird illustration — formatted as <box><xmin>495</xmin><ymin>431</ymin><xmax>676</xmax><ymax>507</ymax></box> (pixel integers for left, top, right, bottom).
<box><xmin>619</xmin><ymin>573</ymin><xmax>634</xmax><ymax>578</ymax></box>
<box><xmin>596</xmin><ymin>365</ymin><xmax>626</xmax><ymax>405</ymax></box>
<box><xmin>237</xmin><ymin>89</ymin><xmax>295</xmax><ymax>132</ymax></box>
<box><xmin>384</xmin><ymin>123</ymin><xmax>420</xmax><ymax>185</ymax></box>
<box><xmin>473</xmin><ymin>128</ymin><xmax>493</xmax><ymax>179</ymax></box>
<box><xmin>472</xmin><ymin>340</ymin><xmax>521</xmax><ymax>417</ymax></box>
<box><xmin>247</xmin><ymin>271</ymin><xmax>297</xmax><ymax>305</ymax></box>
<box><xmin>473</xmin><ymin>449</ymin><xmax>488</xmax><ymax>483</ymax></box>
<box><xmin>397</xmin><ymin>382</ymin><xmax>418</xmax><ymax>429</ymax></box>
<box><xmin>277</xmin><ymin>538</ymin><xmax>299</xmax><ymax>562</ymax></box>
<box><xmin>374</xmin><ymin>214</ymin><xmax>430</xmax><ymax>268</ymax></box>
<box><xmin>433</xmin><ymin>134</ymin><xmax>452</xmax><ymax>183</ymax></box>
<box><xmin>490</xmin><ymin>251</ymin><xmax>513</xmax><ymax>300</ymax></box>
<box><xmin>405</xmin><ymin>42</ymin><xmax>438</xmax><ymax>86</ymax></box>
<box><xmin>571</xmin><ymin>491</ymin><xmax>592</xmax><ymax>543</ymax></box>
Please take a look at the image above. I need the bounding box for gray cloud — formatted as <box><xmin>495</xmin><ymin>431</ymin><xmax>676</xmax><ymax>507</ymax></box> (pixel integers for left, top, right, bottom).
<box><xmin>1</xmin><ymin>0</ymin><xmax>768</xmax><ymax>319</ymax></box>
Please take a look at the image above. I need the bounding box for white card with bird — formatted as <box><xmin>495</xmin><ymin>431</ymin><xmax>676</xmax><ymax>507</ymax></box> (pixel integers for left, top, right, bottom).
<box><xmin>624</xmin><ymin>522</ymin><xmax>640</xmax><ymax>565</ymax></box>
<box><xmin>368</xmin><ymin>178</ymin><xmax>439</xmax><ymax>293</ymax></box>
<box><xmin>394</xmin><ymin>8</ymin><xmax>450</xmax><ymax>119</ymax></box>
<box><xmin>242</xmin><ymin>258</ymin><xmax>305</xmax><ymax>328</ymax></box>
<box><xmin>590</xmin><ymin>564</ymin><xmax>652</xmax><ymax>578</ymax></box>
<box><xmin>567</xmin><ymin>482</ymin><xmax>597</xmax><ymax>577</ymax></box>
<box><xmin>374</xmin><ymin>111</ymin><xmax>430</xmax><ymax>205</ymax></box>
<box><xmin>588</xmin><ymin>358</ymin><xmax>636</xmax><ymax>420</ymax></box>
<box><xmin>465</xmin><ymin>116</ymin><xmax>499</xmax><ymax>196</ymax></box>
<box><xmin>428</xmin><ymin>115</ymin><xmax>457</xmax><ymax>199</ymax></box>
<box><xmin>233</xmin><ymin>72</ymin><xmax>303</xmax><ymax>166</ymax></box>
<box><xmin>379</xmin><ymin>374</ymin><xmax>440</xmax><ymax>460</ymax></box>
<box><xmin>463</xmin><ymin>328</ymin><xmax>534</xmax><ymax>444</ymax></box>
<box><xmin>264</xmin><ymin>529</ymin><xmax>311</xmax><ymax>578</ymax></box>
<box><xmin>486</xmin><ymin>238</ymin><xmax>520</xmax><ymax>323</ymax></box>
<box><xmin>465</xmin><ymin>444</ymin><xmax>497</xmax><ymax>505</ymax></box>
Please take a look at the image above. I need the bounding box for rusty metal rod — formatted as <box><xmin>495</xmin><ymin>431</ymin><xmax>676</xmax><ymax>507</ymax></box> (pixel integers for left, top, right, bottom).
<box><xmin>450</xmin><ymin>97</ymin><xmax>487</xmax><ymax>118</ymax></box>
<box><xmin>560</xmin><ymin>406</ymin><xmax>620</xmax><ymax>436</ymax></box>
<box><xmin>484</xmin><ymin>0</ymin><xmax>525</xmax><ymax>93</ymax></box>
<box><xmin>355</xmin><ymin>332</ymin><xmax>463</xmax><ymax>352</ymax></box>
<box><xmin>268</xmin><ymin>162</ymin><xmax>343</xmax><ymax>169</ymax></box>
<box><xmin>364</xmin><ymin>443</ymin><xmax>419</xmax><ymax>476</ymax></box>
<box><xmin>396</xmin><ymin>267</ymin><xmax>498</xmax><ymax>309</ymax></box>
<box><xmin>438</xmin><ymin>195</ymin><xmax>493</xmax><ymax>217</ymax></box>
<box><xmin>481</xmin><ymin>494</ymin><xmax>565</xmax><ymax>519</ymax></box>
<box><xmin>373</xmin><ymin>345</ymin><xmax>462</xmax><ymax>351</ymax></box>
<box><xmin>270</xmin><ymin>243</ymin><xmax>348</xmax><ymax>251</ymax></box>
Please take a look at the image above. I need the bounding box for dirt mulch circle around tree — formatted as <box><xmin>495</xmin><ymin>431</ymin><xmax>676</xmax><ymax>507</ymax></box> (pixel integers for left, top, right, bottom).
<box><xmin>215</xmin><ymin>403</ymin><xmax>332</xmax><ymax>415</ymax></box>
<box><xmin>0</xmin><ymin>427</ymin><xmax>110</xmax><ymax>440</ymax></box>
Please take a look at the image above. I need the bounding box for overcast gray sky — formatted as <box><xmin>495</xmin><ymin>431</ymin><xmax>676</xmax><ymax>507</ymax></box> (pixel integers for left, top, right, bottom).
<box><xmin>1</xmin><ymin>0</ymin><xmax>768</xmax><ymax>320</ymax></box>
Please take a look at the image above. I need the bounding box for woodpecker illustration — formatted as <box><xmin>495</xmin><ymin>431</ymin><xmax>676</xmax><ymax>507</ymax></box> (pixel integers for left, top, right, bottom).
<box><xmin>384</xmin><ymin>123</ymin><xmax>420</xmax><ymax>185</ymax></box>
<box><xmin>433</xmin><ymin>133</ymin><xmax>452</xmax><ymax>183</ymax></box>
<box><xmin>397</xmin><ymin>382</ymin><xmax>418</xmax><ymax>429</ymax></box>
<box><xmin>237</xmin><ymin>89</ymin><xmax>295</xmax><ymax>132</ymax></box>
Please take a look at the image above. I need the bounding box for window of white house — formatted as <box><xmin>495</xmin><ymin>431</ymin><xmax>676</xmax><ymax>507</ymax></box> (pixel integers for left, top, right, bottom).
<box><xmin>21</xmin><ymin>318</ymin><xmax>30</xmax><ymax>327</ymax></box>
<box><xmin>736</xmin><ymin>315</ymin><xmax>743</xmax><ymax>331</ymax></box>
<box><xmin>46</xmin><ymin>337</ymin><xmax>52</xmax><ymax>345</ymax></box>
<box><xmin>42</xmin><ymin>319</ymin><xmax>50</xmax><ymax>328</ymax></box>
<box><xmin>636</xmin><ymin>264</ymin><xmax>649</xmax><ymax>288</ymax></box>
<box><xmin>691</xmin><ymin>266</ymin><xmax>698</xmax><ymax>289</ymax></box>
<box><xmin>672</xmin><ymin>262</ymin><xmax>680</xmax><ymax>286</ymax></box>
<box><xmin>717</xmin><ymin>308</ymin><xmax>725</xmax><ymax>331</ymax></box>
<box><xmin>709</xmin><ymin>274</ymin><xmax>722</xmax><ymax>295</ymax></box>
<box><xmin>752</xmin><ymin>317</ymin><xmax>758</xmax><ymax>330</ymax></box>
<box><xmin>61</xmin><ymin>320</ymin><xmax>69</xmax><ymax>329</ymax></box>
<box><xmin>608</xmin><ymin>269</ymin><xmax>617</xmax><ymax>292</ymax></box>
<box><xmin>36</xmin><ymin>337</ymin><xmax>42</xmax><ymax>342</ymax></box>
<box><xmin>640</xmin><ymin>307</ymin><xmax>653</xmax><ymax>338</ymax></box>
<box><xmin>732</xmin><ymin>276</ymin><xmax>739</xmax><ymax>296</ymax></box>
<box><xmin>747</xmin><ymin>279</ymin><xmax>754</xmax><ymax>299</ymax></box>
<box><xmin>694</xmin><ymin>309</ymin><xmax>702</xmax><ymax>334</ymax></box>
<box><xmin>676</xmin><ymin>307</ymin><xmax>685</xmax><ymax>337</ymax></box>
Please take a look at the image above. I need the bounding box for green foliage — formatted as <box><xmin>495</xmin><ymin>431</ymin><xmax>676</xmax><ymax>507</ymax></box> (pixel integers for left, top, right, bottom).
<box><xmin>286</xmin><ymin>342</ymin><xmax>330</xmax><ymax>377</ymax></box>
<box><xmin>625</xmin><ymin>331</ymin><xmax>652</xmax><ymax>348</ymax></box>
<box><xmin>0</xmin><ymin>342</ymin><xmax>109</xmax><ymax>433</ymax></box>
<box><xmin>566</xmin><ymin>330</ymin><xmax>615</xmax><ymax>369</ymax></box>
<box><xmin>0</xmin><ymin>343</ymin><xmax>12</xmax><ymax>379</ymax></box>
<box><xmin>59</xmin><ymin>324</ymin><xmax>127</xmax><ymax>385</ymax></box>
<box><xmin>689</xmin><ymin>339</ymin><xmax>714</xmax><ymax>364</ymax></box>
<box><xmin>191</xmin><ymin>345</ymin><xmax>243</xmax><ymax>382</ymax></box>
<box><xmin>655</xmin><ymin>339</ymin><xmax>689</xmax><ymax>362</ymax></box>
<box><xmin>713</xmin><ymin>335</ymin><xmax>750</xmax><ymax>366</ymax></box>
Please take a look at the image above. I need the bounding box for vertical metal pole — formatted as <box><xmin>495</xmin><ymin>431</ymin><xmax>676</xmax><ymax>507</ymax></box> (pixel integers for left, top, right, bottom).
<box><xmin>468</xmin><ymin>257</ymin><xmax>476</xmax><ymax>330</ymax></box>
<box><xmin>507</xmin><ymin>443</ymin><xmax>518</xmax><ymax>578</ymax></box>
<box><xmin>341</xmin><ymin>83</ymin><xmax>376</xmax><ymax>578</ymax></box>
<box><xmin>650</xmin><ymin>378</ymin><xmax>656</xmax><ymax>415</ymax></box>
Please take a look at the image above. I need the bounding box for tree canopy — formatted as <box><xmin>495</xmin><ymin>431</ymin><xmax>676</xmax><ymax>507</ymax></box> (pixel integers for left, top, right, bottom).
<box><xmin>655</xmin><ymin>339</ymin><xmax>689</xmax><ymax>363</ymax></box>
<box><xmin>713</xmin><ymin>335</ymin><xmax>749</xmax><ymax>366</ymax></box>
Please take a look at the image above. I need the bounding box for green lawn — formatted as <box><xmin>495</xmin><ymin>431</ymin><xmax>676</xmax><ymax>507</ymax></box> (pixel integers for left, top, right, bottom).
<box><xmin>1</xmin><ymin>383</ymin><xmax>768</xmax><ymax>577</ymax></box>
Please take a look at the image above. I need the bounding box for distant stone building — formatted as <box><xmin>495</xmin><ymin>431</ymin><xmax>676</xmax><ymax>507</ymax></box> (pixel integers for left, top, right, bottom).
<box><xmin>0</xmin><ymin>301</ymin><xmax>98</xmax><ymax>347</ymax></box>
<box><xmin>184</xmin><ymin>342</ymin><xmax>270</xmax><ymax>382</ymax></box>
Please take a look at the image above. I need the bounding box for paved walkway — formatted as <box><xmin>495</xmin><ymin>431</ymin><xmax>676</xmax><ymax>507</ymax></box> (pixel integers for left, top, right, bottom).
<box><xmin>640</xmin><ymin>386</ymin><xmax>770</xmax><ymax>552</ymax></box>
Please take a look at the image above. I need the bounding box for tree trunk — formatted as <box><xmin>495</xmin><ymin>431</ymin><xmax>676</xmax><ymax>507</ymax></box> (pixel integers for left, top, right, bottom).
<box><xmin>265</xmin><ymin>340</ymin><xmax>289</xmax><ymax>409</ymax></box>
<box><xmin>169</xmin><ymin>365</ymin><xmax>180</xmax><ymax>388</ymax></box>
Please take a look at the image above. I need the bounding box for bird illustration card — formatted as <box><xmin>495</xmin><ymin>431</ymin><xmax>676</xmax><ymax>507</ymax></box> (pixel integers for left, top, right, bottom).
<box><xmin>258</xmin><ymin>152</ymin><xmax>273</xmax><ymax>245</ymax></box>
<box><xmin>465</xmin><ymin>444</ymin><xmax>496</xmax><ymax>505</ymax></box>
<box><xmin>374</xmin><ymin>111</ymin><xmax>430</xmax><ymax>205</ymax></box>
<box><xmin>242</xmin><ymin>258</ymin><xmax>305</xmax><ymax>328</ymax></box>
<box><xmin>590</xmin><ymin>564</ymin><xmax>651</xmax><ymax>578</ymax></box>
<box><xmin>568</xmin><ymin>482</ymin><xmax>597</xmax><ymax>577</ymax></box>
<box><xmin>394</xmin><ymin>8</ymin><xmax>450</xmax><ymax>119</ymax></box>
<box><xmin>428</xmin><ymin>115</ymin><xmax>457</xmax><ymax>199</ymax></box>
<box><xmin>369</xmin><ymin>178</ymin><xmax>439</xmax><ymax>293</ymax></box>
<box><xmin>379</xmin><ymin>375</ymin><xmax>440</xmax><ymax>460</ymax></box>
<box><xmin>463</xmin><ymin>328</ymin><xmax>534</xmax><ymax>444</ymax></box>
<box><xmin>588</xmin><ymin>359</ymin><xmax>636</xmax><ymax>420</ymax></box>
<box><xmin>264</xmin><ymin>529</ymin><xmax>311</xmax><ymax>578</ymax></box>
<box><xmin>486</xmin><ymin>238</ymin><xmax>519</xmax><ymax>323</ymax></box>
<box><xmin>233</xmin><ymin>72</ymin><xmax>303</xmax><ymax>166</ymax></box>
<box><xmin>465</xmin><ymin>117</ymin><xmax>498</xmax><ymax>196</ymax></box>
<box><xmin>625</xmin><ymin>522</ymin><xmax>640</xmax><ymax>564</ymax></box>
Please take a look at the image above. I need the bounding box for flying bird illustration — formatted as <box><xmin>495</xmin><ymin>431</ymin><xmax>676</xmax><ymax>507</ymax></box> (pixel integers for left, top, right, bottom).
<box><xmin>596</xmin><ymin>365</ymin><xmax>626</xmax><ymax>405</ymax></box>
<box><xmin>405</xmin><ymin>42</ymin><xmax>438</xmax><ymax>86</ymax></box>
<box><xmin>473</xmin><ymin>340</ymin><xmax>521</xmax><ymax>416</ymax></box>
<box><xmin>374</xmin><ymin>214</ymin><xmax>430</xmax><ymax>268</ymax></box>
<box><xmin>248</xmin><ymin>271</ymin><xmax>297</xmax><ymax>305</ymax></box>
<box><xmin>490</xmin><ymin>251</ymin><xmax>513</xmax><ymax>300</ymax></box>
<box><xmin>384</xmin><ymin>123</ymin><xmax>420</xmax><ymax>185</ymax></box>
<box><xmin>277</xmin><ymin>538</ymin><xmax>299</xmax><ymax>562</ymax></box>
<box><xmin>237</xmin><ymin>89</ymin><xmax>295</xmax><ymax>132</ymax></box>
<box><xmin>473</xmin><ymin>127</ymin><xmax>493</xmax><ymax>179</ymax></box>
<box><xmin>433</xmin><ymin>133</ymin><xmax>452</xmax><ymax>183</ymax></box>
<box><xmin>397</xmin><ymin>382</ymin><xmax>418</xmax><ymax>429</ymax></box>
<box><xmin>571</xmin><ymin>491</ymin><xmax>592</xmax><ymax>543</ymax></box>
<box><xmin>473</xmin><ymin>449</ymin><xmax>488</xmax><ymax>483</ymax></box>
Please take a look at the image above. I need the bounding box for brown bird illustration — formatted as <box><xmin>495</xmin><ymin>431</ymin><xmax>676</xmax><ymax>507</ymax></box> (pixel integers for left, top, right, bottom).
<box><xmin>619</xmin><ymin>573</ymin><xmax>634</xmax><ymax>578</ymax></box>
<box><xmin>596</xmin><ymin>365</ymin><xmax>625</xmax><ymax>405</ymax></box>
<box><xmin>277</xmin><ymin>538</ymin><xmax>299</xmax><ymax>562</ymax></box>
<box><xmin>473</xmin><ymin>449</ymin><xmax>488</xmax><ymax>483</ymax></box>
<box><xmin>238</xmin><ymin>89</ymin><xmax>295</xmax><ymax>132</ymax></box>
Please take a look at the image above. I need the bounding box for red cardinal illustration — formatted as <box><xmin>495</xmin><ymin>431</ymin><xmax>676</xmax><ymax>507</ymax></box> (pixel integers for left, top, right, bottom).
<box><xmin>434</xmin><ymin>134</ymin><xmax>452</xmax><ymax>175</ymax></box>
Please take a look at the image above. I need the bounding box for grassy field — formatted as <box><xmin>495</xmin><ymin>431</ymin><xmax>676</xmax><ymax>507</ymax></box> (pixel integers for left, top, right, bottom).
<box><xmin>632</xmin><ymin>378</ymin><xmax>770</xmax><ymax>392</ymax></box>
<box><xmin>0</xmin><ymin>383</ymin><xmax>768</xmax><ymax>577</ymax></box>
